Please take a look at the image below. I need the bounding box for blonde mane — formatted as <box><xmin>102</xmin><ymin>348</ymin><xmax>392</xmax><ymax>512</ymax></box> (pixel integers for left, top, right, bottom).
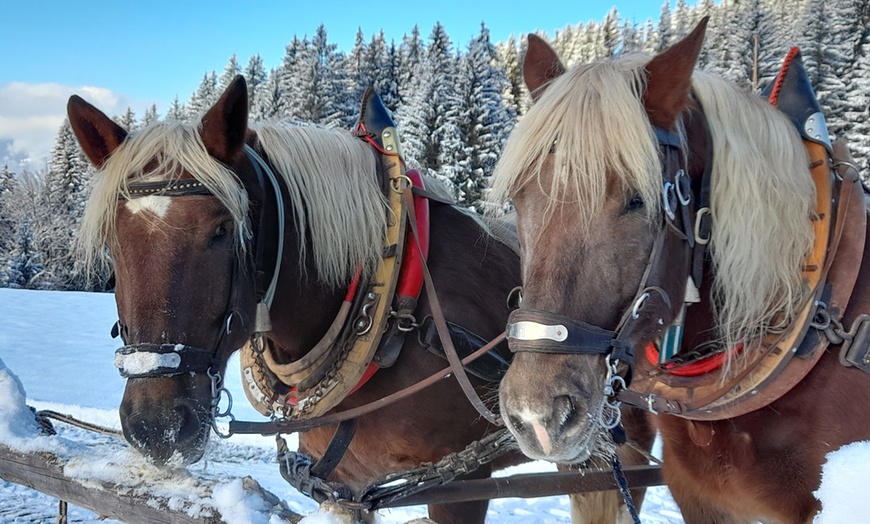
<box><xmin>490</xmin><ymin>55</ymin><xmax>816</xmax><ymax>359</ymax></box>
<box><xmin>77</xmin><ymin>120</ymin><xmax>386</xmax><ymax>290</ymax></box>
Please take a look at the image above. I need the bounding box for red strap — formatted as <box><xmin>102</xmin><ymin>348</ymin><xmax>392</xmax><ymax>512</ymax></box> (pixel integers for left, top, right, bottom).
<box><xmin>644</xmin><ymin>342</ymin><xmax>743</xmax><ymax>377</ymax></box>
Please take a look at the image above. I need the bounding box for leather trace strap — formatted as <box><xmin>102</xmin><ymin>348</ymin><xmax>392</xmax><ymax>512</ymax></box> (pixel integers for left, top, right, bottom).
<box><xmin>507</xmin><ymin>309</ymin><xmax>634</xmax><ymax>363</ymax></box>
<box><xmin>114</xmin><ymin>343</ymin><xmax>216</xmax><ymax>378</ymax></box>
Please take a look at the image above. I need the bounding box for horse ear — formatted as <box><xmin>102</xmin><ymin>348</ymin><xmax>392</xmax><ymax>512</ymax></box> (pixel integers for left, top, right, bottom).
<box><xmin>523</xmin><ymin>34</ymin><xmax>566</xmax><ymax>102</ymax></box>
<box><xmin>67</xmin><ymin>95</ymin><xmax>128</xmax><ymax>169</ymax></box>
<box><xmin>643</xmin><ymin>17</ymin><xmax>709</xmax><ymax>128</ymax></box>
<box><xmin>200</xmin><ymin>75</ymin><xmax>249</xmax><ymax>164</ymax></box>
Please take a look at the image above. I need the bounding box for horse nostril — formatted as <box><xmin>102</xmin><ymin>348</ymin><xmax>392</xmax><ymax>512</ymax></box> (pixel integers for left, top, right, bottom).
<box><xmin>507</xmin><ymin>414</ymin><xmax>526</xmax><ymax>432</ymax></box>
<box><xmin>553</xmin><ymin>395</ymin><xmax>577</xmax><ymax>433</ymax></box>
<box><xmin>172</xmin><ymin>403</ymin><xmax>202</xmax><ymax>444</ymax></box>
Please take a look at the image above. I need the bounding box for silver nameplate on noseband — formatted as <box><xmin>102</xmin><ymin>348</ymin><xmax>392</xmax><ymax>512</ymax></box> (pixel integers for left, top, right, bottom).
<box><xmin>507</xmin><ymin>321</ymin><xmax>569</xmax><ymax>342</ymax></box>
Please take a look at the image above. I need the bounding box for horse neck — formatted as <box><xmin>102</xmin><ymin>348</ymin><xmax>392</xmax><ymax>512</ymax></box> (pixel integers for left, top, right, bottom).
<box><xmin>265</xmin><ymin>236</ymin><xmax>347</xmax><ymax>362</ymax></box>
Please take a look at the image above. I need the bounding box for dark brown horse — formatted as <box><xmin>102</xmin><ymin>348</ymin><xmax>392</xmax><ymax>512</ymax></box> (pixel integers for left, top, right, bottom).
<box><xmin>67</xmin><ymin>77</ymin><xmax>530</xmax><ymax>523</ymax></box>
<box><xmin>493</xmin><ymin>19</ymin><xmax>870</xmax><ymax>524</ymax></box>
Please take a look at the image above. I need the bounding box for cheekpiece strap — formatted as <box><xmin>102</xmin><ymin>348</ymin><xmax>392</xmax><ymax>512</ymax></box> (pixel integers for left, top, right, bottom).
<box><xmin>114</xmin><ymin>343</ymin><xmax>215</xmax><ymax>378</ymax></box>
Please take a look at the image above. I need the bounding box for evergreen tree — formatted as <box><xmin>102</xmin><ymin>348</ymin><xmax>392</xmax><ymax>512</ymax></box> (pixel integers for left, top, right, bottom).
<box><xmin>219</xmin><ymin>53</ymin><xmax>242</xmax><ymax>91</ymax></box>
<box><xmin>36</xmin><ymin>119</ymin><xmax>91</xmax><ymax>289</ymax></box>
<box><xmin>166</xmin><ymin>96</ymin><xmax>186</xmax><ymax>121</ymax></box>
<box><xmin>455</xmin><ymin>23</ymin><xmax>518</xmax><ymax>210</ymax></box>
<box><xmin>187</xmin><ymin>71</ymin><xmax>218</xmax><ymax>118</ymax></box>
<box><xmin>252</xmin><ymin>68</ymin><xmax>285</xmax><ymax>121</ymax></box>
<box><xmin>245</xmin><ymin>54</ymin><xmax>270</xmax><ymax>121</ymax></box>
<box><xmin>142</xmin><ymin>104</ymin><xmax>159</xmax><ymax>126</ymax></box>
<box><xmin>116</xmin><ymin>106</ymin><xmax>137</xmax><ymax>131</ymax></box>
<box><xmin>398</xmin><ymin>25</ymin><xmax>424</xmax><ymax>105</ymax></box>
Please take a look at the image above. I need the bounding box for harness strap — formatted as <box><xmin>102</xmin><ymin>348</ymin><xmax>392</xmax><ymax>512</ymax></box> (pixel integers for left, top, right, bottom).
<box><xmin>309</xmin><ymin>419</ymin><xmax>357</xmax><ymax>480</ymax></box>
<box><xmin>402</xmin><ymin>187</ymin><xmax>502</xmax><ymax>426</ymax></box>
<box><xmin>507</xmin><ymin>309</ymin><xmax>634</xmax><ymax>362</ymax></box>
<box><xmin>114</xmin><ymin>344</ymin><xmax>216</xmax><ymax>378</ymax></box>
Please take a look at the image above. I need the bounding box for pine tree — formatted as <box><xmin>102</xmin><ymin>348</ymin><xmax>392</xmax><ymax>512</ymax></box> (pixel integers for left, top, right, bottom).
<box><xmin>496</xmin><ymin>35</ymin><xmax>525</xmax><ymax>116</ymax></box>
<box><xmin>187</xmin><ymin>71</ymin><xmax>218</xmax><ymax>119</ymax></box>
<box><xmin>166</xmin><ymin>96</ymin><xmax>186</xmax><ymax>121</ymax></box>
<box><xmin>36</xmin><ymin>119</ymin><xmax>92</xmax><ymax>289</ymax></box>
<box><xmin>398</xmin><ymin>25</ymin><xmax>424</xmax><ymax>105</ymax></box>
<box><xmin>219</xmin><ymin>54</ymin><xmax>241</xmax><ymax>92</ymax></box>
<box><xmin>116</xmin><ymin>107</ymin><xmax>137</xmax><ymax>131</ymax></box>
<box><xmin>244</xmin><ymin>54</ymin><xmax>268</xmax><ymax>119</ymax></box>
<box><xmin>454</xmin><ymin>23</ymin><xmax>518</xmax><ymax>210</ymax></box>
<box><xmin>142</xmin><ymin>104</ymin><xmax>159</xmax><ymax>126</ymax></box>
<box><xmin>252</xmin><ymin>68</ymin><xmax>285</xmax><ymax>121</ymax></box>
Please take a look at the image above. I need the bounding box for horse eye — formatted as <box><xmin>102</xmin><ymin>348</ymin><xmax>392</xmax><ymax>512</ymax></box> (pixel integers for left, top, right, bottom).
<box><xmin>210</xmin><ymin>222</ymin><xmax>231</xmax><ymax>244</ymax></box>
<box><xmin>623</xmin><ymin>195</ymin><xmax>644</xmax><ymax>213</ymax></box>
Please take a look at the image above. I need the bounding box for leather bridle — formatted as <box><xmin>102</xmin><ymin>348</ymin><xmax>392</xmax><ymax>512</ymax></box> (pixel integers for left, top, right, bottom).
<box><xmin>506</xmin><ymin>100</ymin><xmax>713</xmax><ymax>394</ymax></box>
<box><xmin>112</xmin><ymin>145</ymin><xmax>283</xmax><ymax>380</ymax></box>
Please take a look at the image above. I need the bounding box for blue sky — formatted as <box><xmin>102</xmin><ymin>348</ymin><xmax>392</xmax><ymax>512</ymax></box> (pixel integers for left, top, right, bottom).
<box><xmin>0</xmin><ymin>0</ymin><xmax>666</xmax><ymax>171</ymax></box>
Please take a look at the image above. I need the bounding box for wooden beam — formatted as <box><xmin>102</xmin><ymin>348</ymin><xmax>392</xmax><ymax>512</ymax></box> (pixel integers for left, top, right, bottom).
<box><xmin>379</xmin><ymin>465</ymin><xmax>664</xmax><ymax>508</ymax></box>
<box><xmin>0</xmin><ymin>443</ymin><xmax>302</xmax><ymax>524</ymax></box>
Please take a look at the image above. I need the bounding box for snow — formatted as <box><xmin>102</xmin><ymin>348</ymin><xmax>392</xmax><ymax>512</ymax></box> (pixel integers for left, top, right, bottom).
<box><xmin>0</xmin><ymin>287</ymin><xmax>867</xmax><ymax>523</ymax></box>
<box><xmin>813</xmin><ymin>441</ymin><xmax>870</xmax><ymax>524</ymax></box>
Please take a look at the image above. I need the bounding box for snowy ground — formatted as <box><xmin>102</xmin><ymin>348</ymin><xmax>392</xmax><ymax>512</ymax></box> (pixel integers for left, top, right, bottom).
<box><xmin>0</xmin><ymin>288</ymin><xmax>864</xmax><ymax>523</ymax></box>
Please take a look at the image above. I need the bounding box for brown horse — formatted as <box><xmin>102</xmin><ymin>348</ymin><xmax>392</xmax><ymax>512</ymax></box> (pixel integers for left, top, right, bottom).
<box><xmin>67</xmin><ymin>77</ymin><xmax>529</xmax><ymax>523</ymax></box>
<box><xmin>493</xmin><ymin>18</ymin><xmax>870</xmax><ymax>524</ymax></box>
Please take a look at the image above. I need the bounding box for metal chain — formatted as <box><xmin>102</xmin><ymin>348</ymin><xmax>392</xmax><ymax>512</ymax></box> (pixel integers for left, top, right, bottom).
<box><xmin>275</xmin><ymin>427</ymin><xmax>515</xmax><ymax>511</ymax></box>
<box><xmin>358</xmin><ymin>427</ymin><xmax>515</xmax><ymax>510</ymax></box>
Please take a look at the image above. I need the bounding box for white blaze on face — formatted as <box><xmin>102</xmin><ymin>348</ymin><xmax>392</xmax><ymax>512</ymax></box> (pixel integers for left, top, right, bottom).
<box><xmin>125</xmin><ymin>195</ymin><xmax>172</xmax><ymax>219</ymax></box>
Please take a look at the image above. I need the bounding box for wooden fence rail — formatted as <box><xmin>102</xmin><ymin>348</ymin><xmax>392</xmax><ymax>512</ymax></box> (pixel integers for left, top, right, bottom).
<box><xmin>0</xmin><ymin>443</ymin><xmax>302</xmax><ymax>524</ymax></box>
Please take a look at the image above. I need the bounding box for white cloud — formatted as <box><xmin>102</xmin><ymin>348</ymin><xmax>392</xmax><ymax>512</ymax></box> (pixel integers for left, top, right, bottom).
<box><xmin>0</xmin><ymin>82</ymin><xmax>131</xmax><ymax>172</ymax></box>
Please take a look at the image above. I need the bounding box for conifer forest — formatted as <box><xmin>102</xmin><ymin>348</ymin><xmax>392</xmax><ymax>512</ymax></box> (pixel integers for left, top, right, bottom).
<box><xmin>1</xmin><ymin>0</ymin><xmax>868</xmax><ymax>290</ymax></box>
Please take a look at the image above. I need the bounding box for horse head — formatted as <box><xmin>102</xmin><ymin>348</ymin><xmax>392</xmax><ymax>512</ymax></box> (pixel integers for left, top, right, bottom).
<box><xmin>68</xmin><ymin>77</ymin><xmax>265</xmax><ymax>466</ymax></box>
<box><xmin>493</xmin><ymin>21</ymin><xmax>711</xmax><ymax>463</ymax></box>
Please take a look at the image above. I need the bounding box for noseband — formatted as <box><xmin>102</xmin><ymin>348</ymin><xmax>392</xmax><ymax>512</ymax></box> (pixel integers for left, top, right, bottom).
<box><xmin>113</xmin><ymin>146</ymin><xmax>284</xmax><ymax>380</ymax></box>
<box><xmin>507</xmin><ymin>102</ymin><xmax>713</xmax><ymax>389</ymax></box>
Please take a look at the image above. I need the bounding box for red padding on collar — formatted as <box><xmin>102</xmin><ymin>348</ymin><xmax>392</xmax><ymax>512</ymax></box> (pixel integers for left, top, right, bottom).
<box><xmin>396</xmin><ymin>170</ymin><xmax>429</xmax><ymax>301</ymax></box>
<box><xmin>645</xmin><ymin>342</ymin><xmax>743</xmax><ymax>377</ymax></box>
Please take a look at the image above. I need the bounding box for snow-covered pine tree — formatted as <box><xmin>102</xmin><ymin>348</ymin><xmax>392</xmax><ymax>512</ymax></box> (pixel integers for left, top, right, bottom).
<box><xmin>115</xmin><ymin>107</ymin><xmax>137</xmax><ymax>132</ymax></box>
<box><xmin>166</xmin><ymin>96</ymin><xmax>186</xmax><ymax>121</ymax></box>
<box><xmin>219</xmin><ymin>53</ymin><xmax>241</xmax><ymax>92</ymax></box>
<box><xmin>252</xmin><ymin>68</ymin><xmax>285</xmax><ymax>121</ymax></box>
<box><xmin>398</xmin><ymin>26</ymin><xmax>424</xmax><ymax>106</ymax></box>
<box><xmin>187</xmin><ymin>71</ymin><xmax>219</xmax><ymax>119</ymax></box>
<box><xmin>455</xmin><ymin>23</ymin><xmax>517</xmax><ymax>211</ymax></box>
<box><xmin>141</xmin><ymin>104</ymin><xmax>159</xmax><ymax>127</ymax></box>
<box><xmin>495</xmin><ymin>34</ymin><xmax>526</xmax><ymax>116</ymax></box>
<box><xmin>35</xmin><ymin>119</ymin><xmax>92</xmax><ymax>290</ymax></box>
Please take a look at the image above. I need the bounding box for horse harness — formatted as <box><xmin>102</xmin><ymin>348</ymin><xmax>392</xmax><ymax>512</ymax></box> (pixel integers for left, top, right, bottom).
<box><xmin>110</xmin><ymin>89</ymin><xmax>512</xmax><ymax>499</ymax></box>
<box><xmin>507</xmin><ymin>48</ymin><xmax>869</xmax><ymax>423</ymax></box>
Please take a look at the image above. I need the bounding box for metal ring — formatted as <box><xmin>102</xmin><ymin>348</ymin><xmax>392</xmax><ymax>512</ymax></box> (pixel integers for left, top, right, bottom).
<box><xmin>662</xmin><ymin>182</ymin><xmax>677</xmax><ymax>220</ymax></box>
<box><xmin>694</xmin><ymin>207</ymin><xmax>711</xmax><ymax>245</ymax></box>
<box><xmin>631</xmin><ymin>292</ymin><xmax>650</xmax><ymax>319</ymax></box>
<box><xmin>675</xmin><ymin>170</ymin><xmax>691</xmax><ymax>206</ymax></box>
<box><xmin>832</xmin><ymin>160</ymin><xmax>861</xmax><ymax>178</ymax></box>
<box><xmin>390</xmin><ymin>175</ymin><xmax>412</xmax><ymax>193</ymax></box>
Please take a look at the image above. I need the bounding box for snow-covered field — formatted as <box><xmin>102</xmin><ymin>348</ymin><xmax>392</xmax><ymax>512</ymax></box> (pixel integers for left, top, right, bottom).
<box><xmin>0</xmin><ymin>288</ymin><xmax>864</xmax><ymax>523</ymax></box>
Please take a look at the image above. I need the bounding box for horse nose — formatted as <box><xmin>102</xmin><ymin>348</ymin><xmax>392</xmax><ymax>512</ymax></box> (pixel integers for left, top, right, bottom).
<box><xmin>504</xmin><ymin>394</ymin><xmax>582</xmax><ymax>455</ymax></box>
<box><xmin>121</xmin><ymin>401</ymin><xmax>205</xmax><ymax>466</ymax></box>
